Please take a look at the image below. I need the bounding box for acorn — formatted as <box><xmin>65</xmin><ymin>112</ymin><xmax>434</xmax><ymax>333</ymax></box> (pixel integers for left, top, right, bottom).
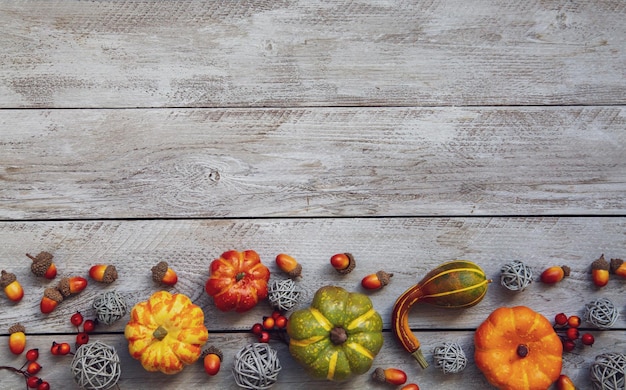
<box><xmin>372</xmin><ymin>367</ymin><xmax>408</xmax><ymax>385</ymax></box>
<box><xmin>201</xmin><ymin>345</ymin><xmax>223</xmax><ymax>376</ymax></box>
<box><xmin>0</xmin><ymin>270</ymin><xmax>24</xmax><ymax>302</ymax></box>
<box><xmin>591</xmin><ymin>254</ymin><xmax>610</xmax><ymax>287</ymax></box>
<box><xmin>610</xmin><ymin>258</ymin><xmax>626</xmax><ymax>278</ymax></box>
<box><xmin>275</xmin><ymin>253</ymin><xmax>302</xmax><ymax>278</ymax></box>
<box><xmin>26</xmin><ymin>251</ymin><xmax>57</xmax><ymax>279</ymax></box>
<box><xmin>89</xmin><ymin>264</ymin><xmax>118</xmax><ymax>283</ymax></box>
<box><xmin>57</xmin><ymin>276</ymin><xmax>88</xmax><ymax>297</ymax></box>
<box><xmin>540</xmin><ymin>265</ymin><xmax>570</xmax><ymax>284</ymax></box>
<box><xmin>330</xmin><ymin>253</ymin><xmax>356</xmax><ymax>275</ymax></box>
<box><xmin>40</xmin><ymin>287</ymin><xmax>63</xmax><ymax>314</ymax></box>
<box><xmin>151</xmin><ymin>261</ymin><xmax>178</xmax><ymax>286</ymax></box>
<box><xmin>361</xmin><ymin>270</ymin><xmax>394</xmax><ymax>290</ymax></box>
<box><xmin>8</xmin><ymin>323</ymin><xmax>26</xmax><ymax>355</ymax></box>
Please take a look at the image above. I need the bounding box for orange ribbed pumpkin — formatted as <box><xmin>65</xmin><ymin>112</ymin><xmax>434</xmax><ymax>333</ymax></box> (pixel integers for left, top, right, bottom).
<box><xmin>474</xmin><ymin>306</ymin><xmax>563</xmax><ymax>390</ymax></box>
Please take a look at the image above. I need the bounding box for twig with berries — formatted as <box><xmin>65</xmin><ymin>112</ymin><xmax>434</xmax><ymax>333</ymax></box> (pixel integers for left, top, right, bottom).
<box><xmin>553</xmin><ymin>312</ymin><xmax>595</xmax><ymax>351</ymax></box>
<box><xmin>0</xmin><ymin>347</ymin><xmax>50</xmax><ymax>390</ymax></box>
<box><xmin>250</xmin><ymin>310</ymin><xmax>290</xmax><ymax>345</ymax></box>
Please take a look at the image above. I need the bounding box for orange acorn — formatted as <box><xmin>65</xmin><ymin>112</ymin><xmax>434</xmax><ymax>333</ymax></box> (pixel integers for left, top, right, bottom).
<box><xmin>610</xmin><ymin>258</ymin><xmax>626</xmax><ymax>278</ymax></box>
<box><xmin>8</xmin><ymin>323</ymin><xmax>26</xmax><ymax>355</ymax></box>
<box><xmin>40</xmin><ymin>287</ymin><xmax>63</xmax><ymax>314</ymax></box>
<box><xmin>151</xmin><ymin>261</ymin><xmax>178</xmax><ymax>286</ymax></box>
<box><xmin>372</xmin><ymin>367</ymin><xmax>408</xmax><ymax>385</ymax></box>
<box><xmin>0</xmin><ymin>270</ymin><xmax>24</xmax><ymax>302</ymax></box>
<box><xmin>201</xmin><ymin>346</ymin><xmax>223</xmax><ymax>376</ymax></box>
<box><xmin>540</xmin><ymin>265</ymin><xmax>570</xmax><ymax>284</ymax></box>
<box><xmin>401</xmin><ymin>385</ymin><xmax>420</xmax><ymax>390</ymax></box>
<box><xmin>330</xmin><ymin>253</ymin><xmax>356</xmax><ymax>274</ymax></box>
<box><xmin>361</xmin><ymin>270</ymin><xmax>393</xmax><ymax>290</ymax></box>
<box><xmin>57</xmin><ymin>276</ymin><xmax>88</xmax><ymax>297</ymax></box>
<box><xmin>26</xmin><ymin>252</ymin><xmax>57</xmax><ymax>279</ymax></box>
<box><xmin>556</xmin><ymin>374</ymin><xmax>576</xmax><ymax>390</ymax></box>
<box><xmin>275</xmin><ymin>253</ymin><xmax>302</xmax><ymax>278</ymax></box>
<box><xmin>591</xmin><ymin>254</ymin><xmax>610</xmax><ymax>287</ymax></box>
<box><xmin>89</xmin><ymin>264</ymin><xmax>118</xmax><ymax>283</ymax></box>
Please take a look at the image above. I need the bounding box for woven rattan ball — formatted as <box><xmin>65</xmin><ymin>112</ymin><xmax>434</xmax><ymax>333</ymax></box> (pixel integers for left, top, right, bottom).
<box><xmin>584</xmin><ymin>297</ymin><xmax>619</xmax><ymax>329</ymax></box>
<box><xmin>433</xmin><ymin>342</ymin><xmax>467</xmax><ymax>374</ymax></box>
<box><xmin>232</xmin><ymin>343</ymin><xmax>281</xmax><ymax>390</ymax></box>
<box><xmin>93</xmin><ymin>291</ymin><xmax>128</xmax><ymax>325</ymax></box>
<box><xmin>267</xmin><ymin>278</ymin><xmax>301</xmax><ymax>312</ymax></box>
<box><xmin>500</xmin><ymin>260</ymin><xmax>533</xmax><ymax>291</ymax></box>
<box><xmin>71</xmin><ymin>341</ymin><xmax>121</xmax><ymax>390</ymax></box>
<box><xmin>590</xmin><ymin>352</ymin><xmax>626</xmax><ymax>390</ymax></box>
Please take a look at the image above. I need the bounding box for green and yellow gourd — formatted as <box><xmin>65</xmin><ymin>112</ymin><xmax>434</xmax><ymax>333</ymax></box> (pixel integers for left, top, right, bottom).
<box><xmin>287</xmin><ymin>285</ymin><xmax>383</xmax><ymax>381</ymax></box>
<box><xmin>391</xmin><ymin>260</ymin><xmax>491</xmax><ymax>368</ymax></box>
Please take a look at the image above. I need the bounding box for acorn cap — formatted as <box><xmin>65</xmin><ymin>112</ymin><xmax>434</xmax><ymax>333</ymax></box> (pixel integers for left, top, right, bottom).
<box><xmin>57</xmin><ymin>277</ymin><xmax>72</xmax><ymax>297</ymax></box>
<box><xmin>102</xmin><ymin>265</ymin><xmax>118</xmax><ymax>283</ymax></box>
<box><xmin>27</xmin><ymin>252</ymin><xmax>54</xmax><ymax>277</ymax></box>
<box><xmin>287</xmin><ymin>263</ymin><xmax>302</xmax><ymax>279</ymax></box>
<box><xmin>201</xmin><ymin>345</ymin><xmax>223</xmax><ymax>361</ymax></box>
<box><xmin>8</xmin><ymin>323</ymin><xmax>25</xmax><ymax>334</ymax></box>
<box><xmin>336</xmin><ymin>253</ymin><xmax>356</xmax><ymax>275</ymax></box>
<box><xmin>43</xmin><ymin>287</ymin><xmax>64</xmax><ymax>303</ymax></box>
<box><xmin>376</xmin><ymin>270</ymin><xmax>394</xmax><ymax>286</ymax></box>
<box><xmin>371</xmin><ymin>367</ymin><xmax>386</xmax><ymax>383</ymax></box>
<box><xmin>0</xmin><ymin>270</ymin><xmax>16</xmax><ymax>288</ymax></box>
<box><xmin>561</xmin><ymin>265</ymin><xmax>571</xmax><ymax>277</ymax></box>
<box><xmin>592</xmin><ymin>254</ymin><xmax>610</xmax><ymax>271</ymax></box>
<box><xmin>610</xmin><ymin>258</ymin><xmax>625</xmax><ymax>273</ymax></box>
<box><xmin>151</xmin><ymin>261</ymin><xmax>168</xmax><ymax>283</ymax></box>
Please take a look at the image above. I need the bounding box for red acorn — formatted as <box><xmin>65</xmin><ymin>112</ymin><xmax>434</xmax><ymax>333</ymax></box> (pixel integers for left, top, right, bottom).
<box><xmin>151</xmin><ymin>261</ymin><xmax>178</xmax><ymax>286</ymax></box>
<box><xmin>40</xmin><ymin>287</ymin><xmax>63</xmax><ymax>314</ymax></box>
<box><xmin>275</xmin><ymin>253</ymin><xmax>302</xmax><ymax>278</ymax></box>
<box><xmin>89</xmin><ymin>264</ymin><xmax>118</xmax><ymax>283</ymax></box>
<box><xmin>361</xmin><ymin>270</ymin><xmax>393</xmax><ymax>290</ymax></box>
<box><xmin>540</xmin><ymin>265</ymin><xmax>570</xmax><ymax>284</ymax></box>
<box><xmin>201</xmin><ymin>346</ymin><xmax>223</xmax><ymax>376</ymax></box>
<box><xmin>26</xmin><ymin>252</ymin><xmax>57</xmax><ymax>279</ymax></box>
<box><xmin>57</xmin><ymin>276</ymin><xmax>88</xmax><ymax>297</ymax></box>
<box><xmin>330</xmin><ymin>253</ymin><xmax>356</xmax><ymax>274</ymax></box>
<box><xmin>372</xmin><ymin>367</ymin><xmax>408</xmax><ymax>385</ymax></box>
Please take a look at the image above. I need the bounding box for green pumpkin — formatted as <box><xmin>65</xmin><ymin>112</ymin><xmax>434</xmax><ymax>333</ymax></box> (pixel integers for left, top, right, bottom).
<box><xmin>287</xmin><ymin>285</ymin><xmax>383</xmax><ymax>381</ymax></box>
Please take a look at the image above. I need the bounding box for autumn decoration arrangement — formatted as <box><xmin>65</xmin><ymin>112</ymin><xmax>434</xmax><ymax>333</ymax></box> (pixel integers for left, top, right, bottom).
<box><xmin>1</xmin><ymin>249</ymin><xmax>625</xmax><ymax>390</ymax></box>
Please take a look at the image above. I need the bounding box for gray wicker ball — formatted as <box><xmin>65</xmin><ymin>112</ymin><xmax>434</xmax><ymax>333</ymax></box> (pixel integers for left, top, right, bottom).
<box><xmin>433</xmin><ymin>342</ymin><xmax>467</xmax><ymax>374</ymax></box>
<box><xmin>233</xmin><ymin>343</ymin><xmax>281</xmax><ymax>390</ymax></box>
<box><xmin>267</xmin><ymin>278</ymin><xmax>301</xmax><ymax>312</ymax></box>
<box><xmin>92</xmin><ymin>291</ymin><xmax>128</xmax><ymax>325</ymax></box>
<box><xmin>71</xmin><ymin>341</ymin><xmax>121</xmax><ymax>390</ymax></box>
<box><xmin>584</xmin><ymin>297</ymin><xmax>619</xmax><ymax>329</ymax></box>
<box><xmin>590</xmin><ymin>353</ymin><xmax>626</xmax><ymax>390</ymax></box>
<box><xmin>500</xmin><ymin>260</ymin><xmax>533</xmax><ymax>291</ymax></box>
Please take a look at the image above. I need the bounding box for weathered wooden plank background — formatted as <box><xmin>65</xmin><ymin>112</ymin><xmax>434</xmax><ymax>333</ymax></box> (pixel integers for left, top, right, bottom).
<box><xmin>1</xmin><ymin>1</ymin><xmax>625</xmax><ymax>389</ymax></box>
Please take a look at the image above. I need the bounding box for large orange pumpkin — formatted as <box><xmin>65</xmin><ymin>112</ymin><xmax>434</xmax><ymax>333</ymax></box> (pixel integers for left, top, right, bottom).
<box><xmin>474</xmin><ymin>306</ymin><xmax>562</xmax><ymax>390</ymax></box>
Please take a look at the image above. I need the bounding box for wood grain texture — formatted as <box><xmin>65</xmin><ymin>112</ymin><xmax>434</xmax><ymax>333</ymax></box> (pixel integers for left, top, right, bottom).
<box><xmin>0</xmin><ymin>218</ymin><xmax>624</xmax><ymax>389</ymax></box>
<box><xmin>1</xmin><ymin>107</ymin><xmax>625</xmax><ymax>219</ymax></box>
<box><xmin>1</xmin><ymin>0</ymin><xmax>624</xmax><ymax>108</ymax></box>
<box><xmin>0</xmin><ymin>217</ymin><xmax>625</xmax><ymax>333</ymax></box>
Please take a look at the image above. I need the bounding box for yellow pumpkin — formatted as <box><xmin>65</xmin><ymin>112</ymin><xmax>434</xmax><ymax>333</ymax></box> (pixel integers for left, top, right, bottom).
<box><xmin>124</xmin><ymin>290</ymin><xmax>209</xmax><ymax>374</ymax></box>
<box><xmin>474</xmin><ymin>306</ymin><xmax>562</xmax><ymax>390</ymax></box>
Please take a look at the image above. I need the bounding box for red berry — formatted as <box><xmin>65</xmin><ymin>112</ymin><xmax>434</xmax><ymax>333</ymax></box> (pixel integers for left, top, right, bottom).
<box><xmin>566</xmin><ymin>327</ymin><xmax>580</xmax><ymax>341</ymax></box>
<box><xmin>251</xmin><ymin>323</ymin><xmax>263</xmax><ymax>336</ymax></box>
<box><xmin>271</xmin><ymin>310</ymin><xmax>282</xmax><ymax>320</ymax></box>
<box><xmin>554</xmin><ymin>313</ymin><xmax>568</xmax><ymax>326</ymax></box>
<box><xmin>581</xmin><ymin>333</ymin><xmax>595</xmax><ymax>346</ymax></box>
<box><xmin>83</xmin><ymin>319</ymin><xmax>96</xmax><ymax>333</ymax></box>
<box><xmin>563</xmin><ymin>339</ymin><xmax>576</xmax><ymax>352</ymax></box>
<box><xmin>203</xmin><ymin>353</ymin><xmax>222</xmax><ymax>376</ymax></box>
<box><xmin>567</xmin><ymin>315</ymin><xmax>581</xmax><ymax>328</ymax></box>
<box><xmin>274</xmin><ymin>315</ymin><xmax>288</xmax><ymax>329</ymax></box>
<box><xmin>262</xmin><ymin>316</ymin><xmax>275</xmax><ymax>330</ymax></box>
<box><xmin>55</xmin><ymin>342</ymin><xmax>71</xmax><ymax>355</ymax></box>
<box><xmin>37</xmin><ymin>381</ymin><xmax>50</xmax><ymax>390</ymax></box>
<box><xmin>258</xmin><ymin>331</ymin><xmax>270</xmax><ymax>343</ymax></box>
<box><xmin>71</xmin><ymin>311</ymin><xmax>84</xmax><ymax>327</ymax></box>
<box><xmin>50</xmin><ymin>342</ymin><xmax>61</xmax><ymax>355</ymax></box>
<box><xmin>27</xmin><ymin>376</ymin><xmax>41</xmax><ymax>389</ymax></box>
<box><xmin>26</xmin><ymin>348</ymin><xmax>39</xmax><ymax>362</ymax></box>
<box><xmin>76</xmin><ymin>332</ymin><xmax>89</xmax><ymax>345</ymax></box>
<box><xmin>26</xmin><ymin>361</ymin><xmax>42</xmax><ymax>375</ymax></box>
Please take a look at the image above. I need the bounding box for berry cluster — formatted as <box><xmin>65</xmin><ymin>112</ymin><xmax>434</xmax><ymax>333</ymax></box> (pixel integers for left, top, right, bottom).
<box><xmin>250</xmin><ymin>310</ymin><xmax>289</xmax><ymax>343</ymax></box>
<box><xmin>554</xmin><ymin>313</ymin><xmax>594</xmax><ymax>351</ymax></box>
<box><xmin>69</xmin><ymin>311</ymin><xmax>97</xmax><ymax>347</ymax></box>
<box><xmin>0</xmin><ymin>348</ymin><xmax>50</xmax><ymax>390</ymax></box>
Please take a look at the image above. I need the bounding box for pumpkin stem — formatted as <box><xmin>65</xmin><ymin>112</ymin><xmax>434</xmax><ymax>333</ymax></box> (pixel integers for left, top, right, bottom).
<box><xmin>236</xmin><ymin>272</ymin><xmax>246</xmax><ymax>282</ymax></box>
<box><xmin>153</xmin><ymin>325</ymin><xmax>168</xmax><ymax>341</ymax></box>
<box><xmin>330</xmin><ymin>327</ymin><xmax>348</xmax><ymax>345</ymax></box>
<box><xmin>516</xmin><ymin>344</ymin><xmax>529</xmax><ymax>358</ymax></box>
